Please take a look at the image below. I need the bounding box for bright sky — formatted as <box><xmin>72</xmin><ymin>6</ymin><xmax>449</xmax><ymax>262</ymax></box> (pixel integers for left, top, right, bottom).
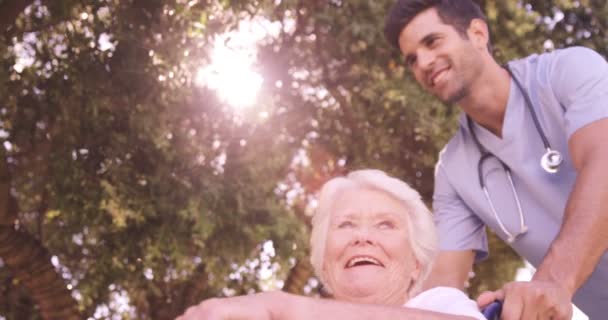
<box><xmin>12</xmin><ymin>14</ymin><xmax>277</xmax><ymax>111</ymax></box>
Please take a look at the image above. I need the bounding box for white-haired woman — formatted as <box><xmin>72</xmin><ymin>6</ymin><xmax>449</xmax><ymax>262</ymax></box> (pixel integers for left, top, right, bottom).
<box><xmin>177</xmin><ymin>170</ymin><xmax>485</xmax><ymax>320</ymax></box>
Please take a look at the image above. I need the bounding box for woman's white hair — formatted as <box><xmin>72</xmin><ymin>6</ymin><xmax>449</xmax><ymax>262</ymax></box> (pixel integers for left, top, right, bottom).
<box><xmin>310</xmin><ymin>169</ymin><xmax>438</xmax><ymax>296</ymax></box>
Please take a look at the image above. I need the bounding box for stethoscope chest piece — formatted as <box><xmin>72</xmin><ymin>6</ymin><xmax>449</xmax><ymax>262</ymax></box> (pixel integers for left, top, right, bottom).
<box><xmin>540</xmin><ymin>148</ymin><xmax>563</xmax><ymax>173</ymax></box>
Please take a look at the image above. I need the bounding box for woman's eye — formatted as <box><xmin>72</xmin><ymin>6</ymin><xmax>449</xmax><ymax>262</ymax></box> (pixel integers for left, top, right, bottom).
<box><xmin>338</xmin><ymin>221</ymin><xmax>354</xmax><ymax>228</ymax></box>
<box><xmin>378</xmin><ymin>221</ymin><xmax>395</xmax><ymax>229</ymax></box>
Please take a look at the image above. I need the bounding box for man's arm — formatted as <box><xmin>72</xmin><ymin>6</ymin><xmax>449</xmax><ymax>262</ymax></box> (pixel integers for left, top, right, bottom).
<box><xmin>478</xmin><ymin>118</ymin><xmax>608</xmax><ymax>319</ymax></box>
<box><xmin>536</xmin><ymin>118</ymin><xmax>608</xmax><ymax>293</ymax></box>
<box><xmin>423</xmin><ymin>250</ymin><xmax>475</xmax><ymax>291</ymax></box>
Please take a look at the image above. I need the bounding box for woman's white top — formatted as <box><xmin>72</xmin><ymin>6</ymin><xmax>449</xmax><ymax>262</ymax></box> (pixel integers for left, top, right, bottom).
<box><xmin>404</xmin><ymin>287</ymin><xmax>486</xmax><ymax>319</ymax></box>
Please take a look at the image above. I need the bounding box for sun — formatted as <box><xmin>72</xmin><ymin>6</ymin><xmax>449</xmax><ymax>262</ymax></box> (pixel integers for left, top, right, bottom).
<box><xmin>196</xmin><ymin>19</ymin><xmax>277</xmax><ymax>109</ymax></box>
<box><xmin>195</xmin><ymin>44</ymin><xmax>263</xmax><ymax>109</ymax></box>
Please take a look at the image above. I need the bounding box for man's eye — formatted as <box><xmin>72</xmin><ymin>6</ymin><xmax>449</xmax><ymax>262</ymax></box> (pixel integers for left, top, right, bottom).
<box><xmin>427</xmin><ymin>37</ymin><xmax>440</xmax><ymax>48</ymax></box>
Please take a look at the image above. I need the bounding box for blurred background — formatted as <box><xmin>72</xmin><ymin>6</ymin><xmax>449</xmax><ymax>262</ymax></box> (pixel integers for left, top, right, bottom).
<box><xmin>0</xmin><ymin>0</ymin><xmax>605</xmax><ymax>319</ymax></box>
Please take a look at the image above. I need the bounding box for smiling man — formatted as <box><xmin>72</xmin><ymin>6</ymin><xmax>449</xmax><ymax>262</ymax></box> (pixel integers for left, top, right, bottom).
<box><xmin>384</xmin><ymin>0</ymin><xmax>608</xmax><ymax>319</ymax></box>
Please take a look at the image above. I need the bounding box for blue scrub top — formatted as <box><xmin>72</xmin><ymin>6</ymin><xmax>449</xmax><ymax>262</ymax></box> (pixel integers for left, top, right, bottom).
<box><xmin>433</xmin><ymin>46</ymin><xmax>608</xmax><ymax>318</ymax></box>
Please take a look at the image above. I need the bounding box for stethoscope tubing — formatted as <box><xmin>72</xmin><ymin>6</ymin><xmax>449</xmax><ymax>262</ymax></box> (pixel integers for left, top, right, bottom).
<box><xmin>506</xmin><ymin>65</ymin><xmax>553</xmax><ymax>150</ymax></box>
<box><xmin>466</xmin><ymin>64</ymin><xmax>560</xmax><ymax>242</ymax></box>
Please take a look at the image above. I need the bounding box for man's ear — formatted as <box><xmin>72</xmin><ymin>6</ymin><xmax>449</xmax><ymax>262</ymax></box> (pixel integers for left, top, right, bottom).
<box><xmin>467</xmin><ymin>18</ymin><xmax>490</xmax><ymax>51</ymax></box>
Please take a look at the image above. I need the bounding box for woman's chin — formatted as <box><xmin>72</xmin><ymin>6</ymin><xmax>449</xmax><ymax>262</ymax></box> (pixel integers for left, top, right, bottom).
<box><xmin>336</xmin><ymin>282</ymin><xmax>384</xmax><ymax>302</ymax></box>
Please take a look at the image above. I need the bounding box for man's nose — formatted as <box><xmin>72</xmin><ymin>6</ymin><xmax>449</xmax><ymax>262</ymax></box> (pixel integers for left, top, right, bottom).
<box><xmin>417</xmin><ymin>49</ymin><xmax>436</xmax><ymax>70</ymax></box>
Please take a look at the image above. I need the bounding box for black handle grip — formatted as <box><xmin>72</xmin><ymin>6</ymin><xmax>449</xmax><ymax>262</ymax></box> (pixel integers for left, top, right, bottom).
<box><xmin>481</xmin><ymin>300</ymin><xmax>502</xmax><ymax>320</ymax></box>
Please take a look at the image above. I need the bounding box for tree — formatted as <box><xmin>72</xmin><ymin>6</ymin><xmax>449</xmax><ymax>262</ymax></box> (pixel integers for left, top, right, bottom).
<box><xmin>1</xmin><ymin>1</ymin><xmax>307</xmax><ymax>318</ymax></box>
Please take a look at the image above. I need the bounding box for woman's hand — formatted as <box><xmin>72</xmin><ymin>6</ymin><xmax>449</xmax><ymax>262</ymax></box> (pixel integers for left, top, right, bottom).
<box><xmin>176</xmin><ymin>291</ymin><xmax>286</xmax><ymax>320</ymax></box>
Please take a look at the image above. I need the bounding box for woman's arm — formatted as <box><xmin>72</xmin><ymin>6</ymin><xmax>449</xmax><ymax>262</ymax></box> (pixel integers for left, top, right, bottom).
<box><xmin>423</xmin><ymin>250</ymin><xmax>476</xmax><ymax>291</ymax></box>
<box><xmin>176</xmin><ymin>291</ymin><xmax>480</xmax><ymax>320</ymax></box>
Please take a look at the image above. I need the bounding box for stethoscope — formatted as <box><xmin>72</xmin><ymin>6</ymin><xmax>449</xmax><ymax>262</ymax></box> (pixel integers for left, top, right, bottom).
<box><xmin>466</xmin><ymin>64</ymin><xmax>563</xmax><ymax>243</ymax></box>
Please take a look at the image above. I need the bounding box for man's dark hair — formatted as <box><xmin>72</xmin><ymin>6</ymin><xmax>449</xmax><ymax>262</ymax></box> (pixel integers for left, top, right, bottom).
<box><xmin>384</xmin><ymin>0</ymin><xmax>488</xmax><ymax>49</ymax></box>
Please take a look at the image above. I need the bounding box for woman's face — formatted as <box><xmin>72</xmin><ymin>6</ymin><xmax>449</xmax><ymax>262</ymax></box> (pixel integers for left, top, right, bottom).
<box><xmin>322</xmin><ymin>187</ymin><xmax>421</xmax><ymax>306</ymax></box>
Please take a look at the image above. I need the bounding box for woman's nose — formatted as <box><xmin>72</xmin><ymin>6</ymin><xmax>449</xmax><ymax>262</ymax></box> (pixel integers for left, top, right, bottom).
<box><xmin>351</xmin><ymin>228</ymin><xmax>375</xmax><ymax>246</ymax></box>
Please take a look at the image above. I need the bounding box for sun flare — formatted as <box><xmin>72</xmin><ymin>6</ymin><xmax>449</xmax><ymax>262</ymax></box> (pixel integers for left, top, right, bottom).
<box><xmin>196</xmin><ymin>20</ymin><xmax>277</xmax><ymax>109</ymax></box>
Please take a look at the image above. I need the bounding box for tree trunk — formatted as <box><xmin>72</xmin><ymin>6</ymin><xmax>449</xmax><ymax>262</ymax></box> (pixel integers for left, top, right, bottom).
<box><xmin>0</xmin><ymin>227</ymin><xmax>81</xmax><ymax>320</ymax></box>
<box><xmin>0</xmin><ymin>154</ymin><xmax>80</xmax><ymax>320</ymax></box>
<box><xmin>282</xmin><ymin>259</ymin><xmax>313</xmax><ymax>295</ymax></box>
<box><xmin>180</xmin><ymin>263</ymin><xmax>209</xmax><ymax>312</ymax></box>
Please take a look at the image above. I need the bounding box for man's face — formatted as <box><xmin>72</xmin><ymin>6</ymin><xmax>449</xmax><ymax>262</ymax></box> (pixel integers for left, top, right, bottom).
<box><xmin>398</xmin><ymin>8</ymin><xmax>484</xmax><ymax>104</ymax></box>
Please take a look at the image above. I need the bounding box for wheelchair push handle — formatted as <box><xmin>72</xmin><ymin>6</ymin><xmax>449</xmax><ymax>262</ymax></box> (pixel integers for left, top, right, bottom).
<box><xmin>481</xmin><ymin>300</ymin><xmax>502</xmax><ymax>320</ymax></box>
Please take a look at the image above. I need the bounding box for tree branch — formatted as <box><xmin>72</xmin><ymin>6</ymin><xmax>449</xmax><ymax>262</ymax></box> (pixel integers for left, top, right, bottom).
<box><xmin>0</xmin><ymin>0</ymin><xmax>37</xmax><ymax>34</ymax></box>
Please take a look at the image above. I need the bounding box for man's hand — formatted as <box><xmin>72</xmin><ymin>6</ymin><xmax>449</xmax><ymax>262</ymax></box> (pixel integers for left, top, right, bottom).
<box><xmin>175</xmin><ymin>291</ymin><xmax>284</xmax><ymax>320</ymax></box>
<box><xmin>476</xmin><ymin>281</ymin><xmax>573</xmax><ymax>320</ymax></box>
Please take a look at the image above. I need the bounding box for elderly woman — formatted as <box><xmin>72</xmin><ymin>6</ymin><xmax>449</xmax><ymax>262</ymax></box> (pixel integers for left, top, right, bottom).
<box><xmin>177</xmin><ymin>170</ymin><xmax>485</xmax><ymax>319</ymax></box>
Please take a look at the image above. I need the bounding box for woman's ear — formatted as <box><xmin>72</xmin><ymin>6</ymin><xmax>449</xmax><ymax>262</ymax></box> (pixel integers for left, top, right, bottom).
<box><xmin>320</xmin><ymin>264</ymin><xmax>331</xmax><ymax>293</ymax></box>
<box><xmin>467</xmin><ymin>18</ymin><xmax>490</xmax><ymax>51</ymax></box>
<box><xmin>411</xmin><ymin>259</ymin><xmax>422</xmax><ymax>282</ymax></box>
